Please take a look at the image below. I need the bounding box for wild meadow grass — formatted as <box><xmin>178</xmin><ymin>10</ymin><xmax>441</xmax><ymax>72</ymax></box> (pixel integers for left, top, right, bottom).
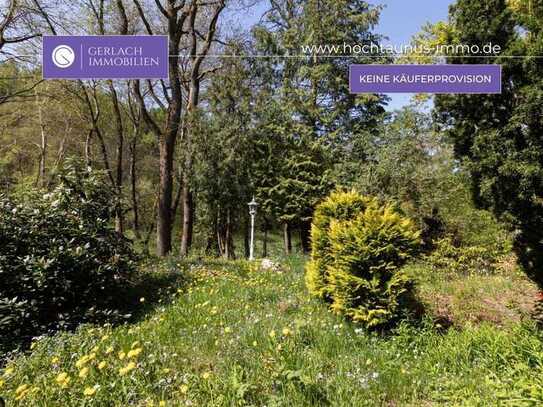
<box><xmin>2</xmin><ymin>256</ymin><xmax>543</xmax><ymax>406</ymax></box>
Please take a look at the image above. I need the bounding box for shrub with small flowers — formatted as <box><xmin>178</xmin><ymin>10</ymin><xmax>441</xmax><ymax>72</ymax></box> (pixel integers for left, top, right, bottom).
<box><xmin>0</xmin><ymin>162</ymin><xmax>138</xmax><ymax>351</ymax></box>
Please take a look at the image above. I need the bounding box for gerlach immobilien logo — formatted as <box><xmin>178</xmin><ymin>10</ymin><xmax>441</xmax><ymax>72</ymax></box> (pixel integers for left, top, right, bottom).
<box><xmin>42</xmin><ymin>35</ymin><xmax>169</xmax><ymax>80</ymax></box>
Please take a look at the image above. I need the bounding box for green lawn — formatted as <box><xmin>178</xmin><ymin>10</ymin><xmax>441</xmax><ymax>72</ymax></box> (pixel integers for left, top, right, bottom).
<box><xmin>2</xmin><ymin>257</ymin><xmax>543</xmax><ymax>406</ymax></box>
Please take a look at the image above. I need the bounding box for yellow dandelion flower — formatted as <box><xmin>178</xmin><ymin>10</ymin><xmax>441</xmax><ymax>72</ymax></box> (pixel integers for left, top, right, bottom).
<box><xmin>119</xmin><ymin>362</ymin><xmax>137</xmax><ymax>375</ymax></box>
<box><xmin>201</xmin><ymin>371</ymin><xmax>211</xmax><ymax>380</ymax></box>
<box><xmin>282</xmin><ymin>327</ymin><xmax>292</xmax><ymax>336</ymax></box>
<box><xmin>55</xmin><ymin>372</ymin><xmax>69</xmax><ymax>384</ymax></box>
<box><xmin>56</xmin><ymin>373</ymin><xmax>71</xmax><ymax>389</ymax></box>
<box><xmin>83</xmin><ymin>386</ymin><xmax>97</xmax><ymax>396</ymax></box>
<box><xmin>51</xmin><ymin>356</ymin><xmax>60</xmax><ymax>365</ymax></box>
<box><xmin>224</xmin><ymin>327</ymin><xmax>231</xmax><ymax>334</ymax></box>
<box><xmin>105</xmin><ymin>346</ymin><xmax>114</xmax><ymax>355</ymax></box>
<box><xmin>3</xmin><ymin>367</ymin><xmax>14</xmax><ymax>377</ymax></box>
<box><xmin>75</xmin><ymin>354</ymin><xmax>94</xmax><ymax>369</ymax></box>
<box><xmin>118</xmin><ymin>351</ymin><xmax>126</xmax><ymax>360</ymax></box>
<box><xmin>75</xmin><ymin>357</ymin><xmax>87</xmax><ymax>368</ymax></box>
<box><xmin>15</xmin><ymin>393</ymin><xmax>27</xmax><ymax>401</ymax></box>
<box><xmin>98</xmin><ymin>361</ymin><xmax>107</xmax><ymax>370</ymax></box>
<box><xmin>56</xmin><ymin>372</ymin><xmax>67</xmax><ymax>382</ymax></box>
<box><xmin>79</xmin><ymin>367</ymin><xmax>89</xmax><ymax>379</ymax></box>
<box><xmin>15</xmin><ymin>386</ymin><xmax>30</xmax><ymax>401</ymax></box>
<box><xmin>269</xmin><ymin>330</ymin><xmax>276</xmax><ymax>338</ymax></box>
<box><xmin>15</xmin><ymin>384</ymin><xmax>29</xmax><ymax>395</ymax></box>
<box><xmin>252</xmin><ymin>340</ymin><xmax>258</xmax><ymax>347</ymax></box>
<box><xmin>127</xmin><ymin>348</ymin><xmax>143</xmax><ymax>359</ymax></box>
<box><xmin>180</xmin><ymin>384</ymin><xmax>189</xmax><ymax>394</ymax></box>
<box><xmin>101</xmin><ymin>334</ymin><xmax>109</xmax><ymax>342</ymax></box>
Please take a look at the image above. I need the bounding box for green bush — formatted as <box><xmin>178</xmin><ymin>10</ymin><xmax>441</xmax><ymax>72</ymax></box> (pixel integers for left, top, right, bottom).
<box><xmin>305</xmin><ymin>190</ymin><xmax>371</xmax><ymax>299</ymax></box>
<box><xmin>0</xmin><ymin>163</ymin><xmax>138</xmax><ymax>350</ymax></box>
<box><xmin>427</xmin><ymin>236</ymin><xmax>510</xmax><ymax>275</ymax></box>
<box><xmin>306</xmin><ymin>191</ymin><xmax>421</xmax><ymax>328</ymax></box>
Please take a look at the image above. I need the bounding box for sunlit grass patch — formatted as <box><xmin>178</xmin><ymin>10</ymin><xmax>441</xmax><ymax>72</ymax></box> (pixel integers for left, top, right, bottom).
<box><xmin>2</xmin><ymin>257</ymin><xmax>543</xmax><ymax>406</ymax></box>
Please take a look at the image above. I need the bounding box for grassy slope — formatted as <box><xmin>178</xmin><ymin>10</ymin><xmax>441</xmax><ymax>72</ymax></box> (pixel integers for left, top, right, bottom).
<box><xmin>2</xmin><ymin>257</ymin><xmax>543</xmax><ymax>406</ymax></box>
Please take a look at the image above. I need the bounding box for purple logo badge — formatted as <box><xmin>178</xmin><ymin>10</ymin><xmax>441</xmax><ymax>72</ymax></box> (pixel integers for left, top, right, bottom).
<box><xmin>349</xmin><ymin>64</ymin><xmax>502</xmax><ymax>94</ymax></box>
<box><xmin>43</xmin><ymin>35</ymin><xmax>169</xmax><ymax>80</ymax></box>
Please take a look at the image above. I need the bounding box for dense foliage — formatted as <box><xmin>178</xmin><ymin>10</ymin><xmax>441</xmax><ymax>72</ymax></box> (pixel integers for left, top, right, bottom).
<box><xmin>434</xmin><ymin>0</ymin><xmax>543</xmax><ymax>287</ymax></box>
<box><xmin>428</xmin><ymin>236</ymin><xmax>510</xmax><ymax>276</ymax></box>
<box><xmin>0</xmin><ymin>164</ymin><xmax>138</xmax><ymax>349</ymax></box>
<box><xmin>306</xmin><ymin>191</ymin><xmax>421</xmax><ymax>328</ymax></box>
<box><xmin>305</xmin><ymin>191</ymin><xmax>371</xmax><ymax>299</ymax></box>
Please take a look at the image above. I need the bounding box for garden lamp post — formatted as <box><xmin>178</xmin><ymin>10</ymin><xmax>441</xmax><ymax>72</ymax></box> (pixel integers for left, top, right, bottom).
<box><xmin>248</xmin><ymin>197</ymin><xmax>258</xmax><ymax>260</ymax></box>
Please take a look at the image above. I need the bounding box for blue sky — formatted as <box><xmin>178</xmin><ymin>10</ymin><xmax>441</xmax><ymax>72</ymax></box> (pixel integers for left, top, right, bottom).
<box><xmin>233</xmin><ymin>0</ymin><xmax>453</xmax><ymax>111</ymax></box>
<box><xmin>371</xmin><ymin>0</ymin><xmax>452</xmax><ymax>109</ymax></box>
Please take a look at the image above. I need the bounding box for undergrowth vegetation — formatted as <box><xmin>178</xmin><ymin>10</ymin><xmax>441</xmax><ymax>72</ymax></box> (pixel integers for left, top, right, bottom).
<box><xmin>1</xmin><ymin>257</ymin><xmax>542</xmax><ymax>406</ymax></box>
<box><xmin>0</xmin><ymin>164</ymin><xmax>139</xmax><ymax>352</ymax></box>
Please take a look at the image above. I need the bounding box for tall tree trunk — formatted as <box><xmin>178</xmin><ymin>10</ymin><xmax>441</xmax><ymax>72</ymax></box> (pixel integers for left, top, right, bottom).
<box><xmin>154</xmin><ymin>9</ymin><xmax>184</xmax><ymax>256</ymax></box>
<box><xmin>110</xmin><ymin>0</ymin><xmax>128</xmax><ymax>234</ymax></box>
<box><xmin>180</xmin><ymin>0</ymin><xmax>225</xmax><ymax>256</ymax></box>
<box><xmin>131</xmin><ymin>0</ymin><xmax>223</xmax><ymax>256</ymax></box>
<box><xmin>129</xmin><ymin>125</ymin><xmax>140</xmax><ymax>239</ymax></box>
<box><xmin>171</xmin><ymin>164</ymin><xmax>183</xmax><ymax>224</ymax></box>
<box><xmin>300</xmin><ymin>221</ymin><xmax>311</xmax><ymax>254</ymax></box>
<box><xmin>217</xmin><ymin>209</ymin><xmax>224</xmax><ymax>257</ymax></box>
<box><xmin>262</xmin><ymin>219</ymin><xmax>268</xmax><ymax>258</ymax></box>
<box><xmin>179</xmin><ymin>178</ymin><xmax>193</xmax><ymax>256</ymax></box>
<box><xmin>179</xmin><ymin>92</ymin><xmax>196</xmax><ymax>256</ymax></box>
<box><xmin>283</xmin><ymin>222</ymin><xmax>292</xmax><ymax>255</ymax></box>
<box><xmin>109</xmin><ymin>81</ymin><xmax>124</xmax><ymax>235</ymax></box>
<box><xmin>85</xmin><ymin>130</ymin><xmax>92</xmax><ymax>167</ymax></box>
<box><xmin>224</xmin><ymin>208</ymin><xmax>232</xmax><ymax>259</ymax></box>
<box><xmin>206</xmin><ymin>210</ymin><xmax>219</xmax><ymax>256</ymax></box>
<box><xmin>81</xmin><ymin>84</ymin><xmax>115</xmax><ymax>187</ymax></box>
<box><xmin>157</xmin><ymin>135</ymin><xmax>176</xmax><ymax>256</ymax></box>
<box><xmin>36</xmin><ymin>90</ymin><xmax>47</xmax><ymax>188</ymax></box>
<box><xmin>49</xmin><ymin>130</ymin><xmax>68</xmax><ymax>187</ymax></box>
<box><xmin>143</xmin><ymin>194</ymin><xmax>158</xmax><ymax>256</ymax></box>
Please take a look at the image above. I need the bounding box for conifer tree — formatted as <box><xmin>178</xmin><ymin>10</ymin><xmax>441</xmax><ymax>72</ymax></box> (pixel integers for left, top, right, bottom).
<box><xmin>434</xmin><ymin>0</ymin><xmax>543</xmax><ymax>286</ymax></box>
<box><xmin>252</xmin><ymin>0</ymin><xmax>388</xmax><ymax>251</ymax></box>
